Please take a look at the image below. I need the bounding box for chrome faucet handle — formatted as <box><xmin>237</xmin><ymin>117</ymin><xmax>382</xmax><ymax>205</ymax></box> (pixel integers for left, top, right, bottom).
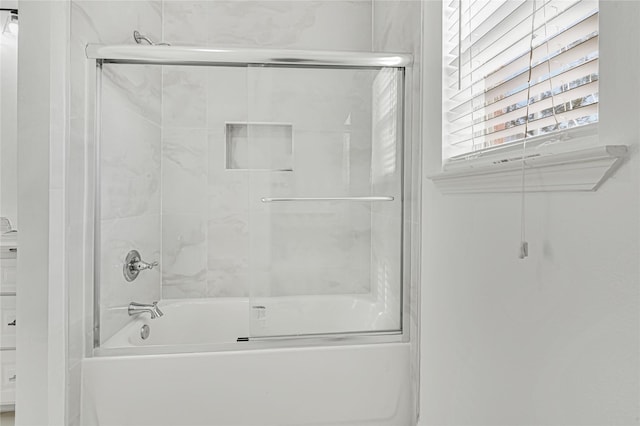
<box><xmin>123</xmin><ymin>250</ymin><xmax>158</xmax><ymax>282</ymax></box>
<box><xmin>150</xmin><ymin>301</ymin><xmax>163</xmax><ymax>319</ymax></box>
<box><xmin>131</xmin><ymin>259</ymin><xmax>158</xmax><ymax>271</ymax></box>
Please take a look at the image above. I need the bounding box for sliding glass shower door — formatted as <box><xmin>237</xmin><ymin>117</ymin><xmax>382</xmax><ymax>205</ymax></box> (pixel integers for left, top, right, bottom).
<box><xmin>246</xmin><ymin>65</ymin><xmax>404</xmax><ymax>338</ymax></box>
<box><xmin>92</xmin><ymin>55</ymin><xmax>408</xmax><ymax>351</ymax></box>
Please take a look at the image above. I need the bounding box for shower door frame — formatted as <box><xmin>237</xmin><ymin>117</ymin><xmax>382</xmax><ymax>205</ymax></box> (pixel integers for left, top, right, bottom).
<box><xmin>84</xmin><ymin>45</ymin><xmax>417</xmax><ymax>353</ymax></box>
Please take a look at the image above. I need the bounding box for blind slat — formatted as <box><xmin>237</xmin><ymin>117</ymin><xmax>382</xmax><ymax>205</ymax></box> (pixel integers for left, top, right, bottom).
<box><xmin>451</xmin><ymin>86</ymin><xmax>598</xmax><ymax>141</ymax></box>
<box><xmin>449</xmin><ymin>34</ymin><xmax>598</xmax><ymax>116</ymax></box>
<box><xmin>452</xmin><ymin>0</ymin><xmax>590</xmax><ymax>71</ymax></box>
<box><xmin>451</xmin><ymin>78</ymin><xmax>598</xmax><ymax>135</ymax></box>
<box><xmin>447</xmin><ymin>0</ymin><xmax>529</xmax><ymax>64</ymax></box>
<box><xmin>451</xmin><ymin>7</ymin><xmax>598</xmax><ymax>96</ymax></box>
<box><xmin>443</xmin><ymin>0</ymin><xmax>599</xmax><ymax>159</ymax></box>
<box><xmin>451</xmin><ymin>0</ymin><xmax>532</xmax><ymax>61</ymax></box>
<box><xmin>450</xmin><ymin>102</ymin><xmax>598</xmax><ymax>148</ymax></box>
<box><xmin>449</xmin><ymin>62</ymin><xmax>598</xmax><ymax>127</ymax></box>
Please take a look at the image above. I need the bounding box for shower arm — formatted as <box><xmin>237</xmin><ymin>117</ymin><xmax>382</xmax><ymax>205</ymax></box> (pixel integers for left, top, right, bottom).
<box><xmin>133</xmin><ymin>30</ymin><xmax>170</xmax><ymax>46</ymax></box>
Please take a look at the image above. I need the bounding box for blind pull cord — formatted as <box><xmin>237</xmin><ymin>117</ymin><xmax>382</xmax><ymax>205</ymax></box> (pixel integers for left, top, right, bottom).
<box><xmin>519</xmin><ymin>0</ymin><xmax>558</xmax><ymax>259</ymax></box>
<box><xmin>519</xmin><ymin>0</ymin><xmax>538</xmax><ymax>260</ymax></box>
<box><xmin>519</xmin><ymin>141</ymin><xmax>529</xmax><ymax>259</ymax></box>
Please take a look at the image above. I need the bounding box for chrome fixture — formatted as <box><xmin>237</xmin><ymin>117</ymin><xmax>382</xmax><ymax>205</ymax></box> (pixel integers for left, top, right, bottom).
<box><xmin>85</xmin><ymin>44</ymin><xmax>412</xmax><ymax>68</ymax></box>
<box><xmin>261</xmin><ymin>196</ymin><xmax>394</xmax><ymax>203</ymax></box>
<box><xmin>128</xmin><ymin>302</ymin><xmax>163</xmax><ymax>319</ymax></box>
<box><xmin>133</xmin><ymin>30</ymin><xmax>170</xmax><ymax>46</ymax></box>
<box><xmin>123</xmin><ymin>249</ymin><xmax>158</xmax><ymax>282</ymax></box>
<box><xmin>140</xmin><ymin>324</ymin><xmax>150</xmax><ymax>340</ymax></box>
<box><xmin>2</xmin><ymin>12</ymin><xmax>18</xmax><ymax>36</ymax></box>
<box><xmin>0</xmin><ymin>216</ymin><xmax>12</xmax><ymax>233</ymax></box>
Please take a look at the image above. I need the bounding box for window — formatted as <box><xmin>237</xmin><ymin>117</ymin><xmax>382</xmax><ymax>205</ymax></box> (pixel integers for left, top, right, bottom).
<box><xmin>443</xmin><ymin>0</ymin><xmax>599</xmax><ymax>163</ymax></box>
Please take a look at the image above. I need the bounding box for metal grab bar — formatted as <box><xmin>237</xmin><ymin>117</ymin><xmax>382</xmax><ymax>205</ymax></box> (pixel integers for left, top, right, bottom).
<box><xmin>261</xmin><ymin>196</ymin><xmax>394</xmax><ymax>203</ymax></box>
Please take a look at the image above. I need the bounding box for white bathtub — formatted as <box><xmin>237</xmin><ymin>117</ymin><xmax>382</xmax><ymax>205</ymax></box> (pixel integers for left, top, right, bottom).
<box><xmin>99</xmin><ymin>295</ymin><xmax>400</xmax><ymax>355</ymax></box>
<box><xmin>83</xmin><ymin>296</ymin><xmax>412</xmax><ymax>425</ymax></box>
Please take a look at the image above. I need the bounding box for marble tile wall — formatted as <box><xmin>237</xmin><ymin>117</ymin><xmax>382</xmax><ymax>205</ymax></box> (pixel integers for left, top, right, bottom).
<box><xmin>69</xmin><ymin>0</ymin><xmax>163</xmax><ymax>350</ymax></box>
<box><xmin>369</xmin><ymin>67</ymin><xmax>403</xmax><ymax>321</ymax></box>
<box><xmin>69</xmin><ymin>2</ymin><xmax>163</xmax><ymax>424</ymax></box>
<box><xmin>68</xmin><ymin>0</ymin><xmax>377</xmax><ymax>339</ymax></box>
<box><xmin>159</xmin><ymin>1</ymin><xmax>381</xmax><ymax>300</ymax></box>
<box><xmin>162</xmin><ymin>1</ymin><xmax>372</xmax><ymax>50</ymax></box>
<box><xmin>98</xmin><ymin>63</ymin><xmax>162</xmax><ymax>342</ymax></box>
<box><xmin>244</xmin><ymin>66</ymin><xmax>375</xmax><ymax>298</ymax></box>
<box><xmin>69</xmin><ymin>0</ymin><xmax>406</xmax><ymax>345</ymax></box>
<box><xmin>160</xmin><ymin>66</ymin><xmax>210</xmax><ymax>298</ymax></box>
<box><xmin>161</xmin><ymin>64</ymin><xmax>379</xmax><ymax>298</ymax></box>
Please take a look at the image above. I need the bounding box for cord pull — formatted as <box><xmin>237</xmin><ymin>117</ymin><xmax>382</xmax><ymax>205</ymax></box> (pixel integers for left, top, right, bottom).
<box><xmin>519</xmin><ymin>241</ymin><xmax>529</xmax><ymax>259</ymax></box>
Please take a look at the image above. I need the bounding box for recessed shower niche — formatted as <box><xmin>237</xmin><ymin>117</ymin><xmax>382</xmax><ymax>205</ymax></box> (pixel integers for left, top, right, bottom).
<box><xmin>225</xmin><ymin>122</ymin><xmax>294</xmax><ymax>171</ymax></box>
<box><xmin>87</xmin><ymin>45</ymin><xmax>414</xmax><ymax>355</ymax></box>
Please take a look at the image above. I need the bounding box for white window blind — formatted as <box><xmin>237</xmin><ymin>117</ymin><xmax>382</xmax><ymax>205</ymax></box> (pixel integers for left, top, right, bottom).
<box><xmin>443</xmin><ymin>0</ymin><xmax>599</xmax><ymax>161</ymax></box>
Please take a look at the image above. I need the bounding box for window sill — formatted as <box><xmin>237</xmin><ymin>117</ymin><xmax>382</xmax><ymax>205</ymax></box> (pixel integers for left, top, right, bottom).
<box><xmin>428</xmin><ymin>145</ymin><xmax>629</xmax><ymax>194</ymax></box>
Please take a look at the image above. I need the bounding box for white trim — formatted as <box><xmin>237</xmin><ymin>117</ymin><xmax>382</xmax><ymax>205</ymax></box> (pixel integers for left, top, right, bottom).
<box><xmin>15</xmin><ymin>1</ymin><xmax>69</xmax><ymax>425</ymax></box>
<box><xmin>428</xmin><ymin>145</ymin><xmax>628</xmax><ymax>193</ymax></box>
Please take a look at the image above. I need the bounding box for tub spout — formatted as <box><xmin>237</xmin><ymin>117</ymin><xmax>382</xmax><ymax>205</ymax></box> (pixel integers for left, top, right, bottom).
<box><xmin>128</xmin><ymin>301</ymin><xmax>163</xmax><ymax>319</ymax></box>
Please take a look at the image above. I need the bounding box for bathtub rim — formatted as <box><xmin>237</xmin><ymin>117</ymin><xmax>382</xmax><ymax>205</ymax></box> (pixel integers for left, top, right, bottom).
<box><xmin>97</xmin><ymin>295</ymin><xmax>405</xmax><ymax>357</ymax></box>
<box><xmin>95</xmin><ymin>327</ymin><xmax>406</xmax><ymax>357</ymax></box>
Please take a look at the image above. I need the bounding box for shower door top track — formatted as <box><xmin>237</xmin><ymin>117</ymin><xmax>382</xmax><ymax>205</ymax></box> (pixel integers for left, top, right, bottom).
<box><xmin>85</xmin><ymin>44</ymin><xmax>412</xmax><ymax>68</ymax></box>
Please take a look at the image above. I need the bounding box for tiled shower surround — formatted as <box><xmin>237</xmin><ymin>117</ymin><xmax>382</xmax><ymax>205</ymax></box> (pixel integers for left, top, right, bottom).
<box><xmin>92</xmin><ymin>1</ymin><xmax>408</xmax><ymax>344</ymax></box>
<box><xmin>160</xmin><ymin>65</ymin><xmax>382</xmax><ymax>299</ymax></box>
<box><xmin>99</xmin><ymin>63</ymin><xmax>400</xmax><ymax>305</ymax></box>
<box><xmin>99</xmin><ymin>64</ymin><xmax>162</xmax><ymax>343</ymax></box>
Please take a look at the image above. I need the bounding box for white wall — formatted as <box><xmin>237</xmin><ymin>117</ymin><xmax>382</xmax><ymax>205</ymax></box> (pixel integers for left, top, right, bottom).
<box><xmin>420</xmin><ymin>1</ymin><xmax>640</xmax><ymax>425</ymax></box>
<box><xmin>0</xmin><ymin>10</ymin><xmax>18</xmax><ymax>229</ymax></box>
<box><xmin>15</xmin><ymin>1</ymin><xmax>68</xmax><ymax>425</ymax></box>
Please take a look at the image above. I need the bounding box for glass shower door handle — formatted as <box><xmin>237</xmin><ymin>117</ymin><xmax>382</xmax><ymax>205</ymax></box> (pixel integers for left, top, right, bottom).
<box><xmin>260</xmin><ymin>196</ymin><xmax>395</xmax><ymax>203</ymax></box>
